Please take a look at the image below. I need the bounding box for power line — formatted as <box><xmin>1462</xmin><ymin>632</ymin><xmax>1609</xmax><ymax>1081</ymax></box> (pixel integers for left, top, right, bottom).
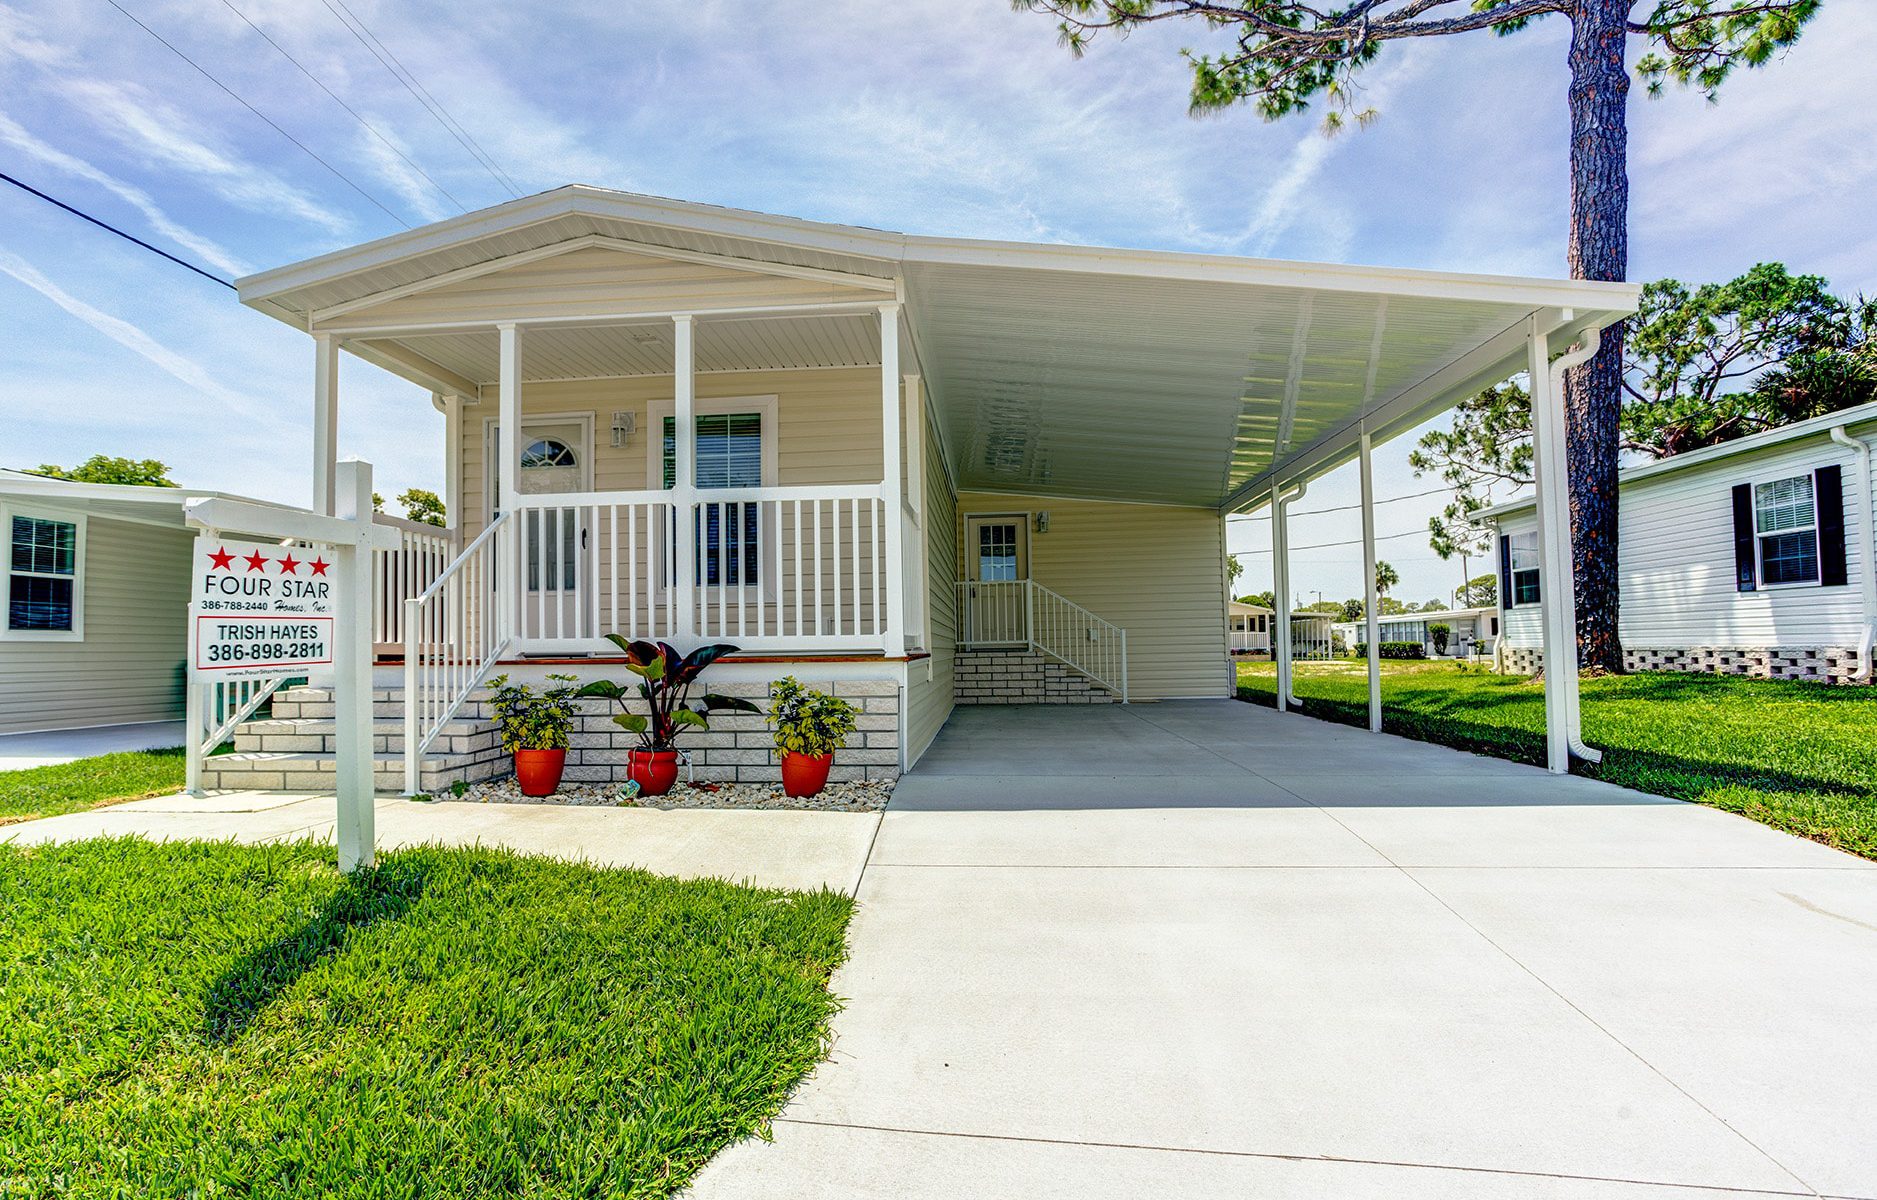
<box><xmin>1227</xmin><ymin>483</ymin><xmax>1457</xmax><ymax>521</ymax></box>
<box><xmin>0</xmin><ymin>170</ymin><xmax>235</xmax><ymax>288</ymax></box>
<box><xmin>1233</xmin><ymin>526</ymin><xmax>1437</xmax><ymax>554</ymax></box>
<box><xmin>217</xmin><ymin>0</ymin><xmax>468</xmax><ymax>214</ymax></box>
<box><xmin>102</xmin><ymin>0</ymin><xmax>411</xmax><ymax>228</ymax></box>
<box><xmin>318</xmin><ymin>0</ymin><xmax>522</xmax><ymax>198</ymax></box>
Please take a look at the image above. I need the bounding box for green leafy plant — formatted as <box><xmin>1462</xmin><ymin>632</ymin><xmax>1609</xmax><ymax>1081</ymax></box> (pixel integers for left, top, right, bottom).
<box><xmin>1429</xmin><ymin>624</ymin><xmax>1452</xmax><ymax>656</ymax></box>
<box><xmin>485</xmin><ymin>674</ymin><xmax>581</xmax><ymax>753</ymax></box>
<box><xmin>577</xmin><ymin>636</ymin><xmax>760</xmax><ymax>752</ymax></box>
<box><xmin>1353</xmin><ymin>642</ymin><xmax>1428</xmax><ymax>661</ymax></box>
<box><xmin>766</xmin><ymin>676</ymin><xmax>860</xmax><ymax>759</ymax></box>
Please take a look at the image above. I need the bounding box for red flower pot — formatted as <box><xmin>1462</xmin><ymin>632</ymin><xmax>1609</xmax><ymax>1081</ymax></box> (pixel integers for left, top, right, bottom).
<box><xmin>780</xmin><ymin>751</ymin><xmax>834</xmax><ymax>798</ymax></box>
<box><xmin>514</xmin><ymin>748</ymin><xmax>567</xmax><ymax>797</ymax></box>
<box><xmin>627</xmin><ymin>748</ymin><xmax>681</xmax><ymax>796</ymax></box>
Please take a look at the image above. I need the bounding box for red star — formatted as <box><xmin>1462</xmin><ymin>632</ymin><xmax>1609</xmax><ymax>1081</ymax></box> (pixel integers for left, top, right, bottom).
<box><xmin>309</xmin><ymin>557</ymin><xmax>330</xmax><ymax>577</ymax></box>
<box><xmin>242</xmin><ymin>550</ymin><xmax>270</xmax><ymax>572</ymax></box>
<box><xmin>277</xmin><ymin>554</ymin><xmax>301</xmax><ymax>575</ymax></box>
<box><xmin>207</xmin><ymin>547</ymin><xmax>235</xmax><ymax>570</ymax></box>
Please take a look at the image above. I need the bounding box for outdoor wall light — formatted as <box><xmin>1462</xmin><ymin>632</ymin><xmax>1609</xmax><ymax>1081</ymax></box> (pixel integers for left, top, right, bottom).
<box><xmin>1034</xmin><ymin>511</ymin><xmax>1050</xmax><ymax>534</ymax></box>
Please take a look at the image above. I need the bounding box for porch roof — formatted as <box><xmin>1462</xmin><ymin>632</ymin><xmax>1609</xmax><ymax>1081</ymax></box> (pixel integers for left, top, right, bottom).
<box><xmin>238</xmin><ymin>186</ymin><xmax>1638</xmax><ymax>512</ymax></box>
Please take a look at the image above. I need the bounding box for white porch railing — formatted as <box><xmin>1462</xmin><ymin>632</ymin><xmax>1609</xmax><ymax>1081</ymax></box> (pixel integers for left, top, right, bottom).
<box><xmin>956</xmin><ymin>578</ymin><xmax>1128</xmax><ymax>700</ymax></box>
<box><xmin>372</xmin><ymin>514</ymin><xmax>456</xmax><ymax>652</ymax></box>
<box><xmin>402</xmin><ymin>512</ymin><xmax>513</xmax><ymax>793</ymax></box>
<box><xmin>1230</xmin><ymin>630</ymin><xmax>1271</xmax><ymax>652</ymax></box>
<box><xmin>511</xmin><ymin>484</ymin><xmax>891</xmax><ymax>652</ymax></box>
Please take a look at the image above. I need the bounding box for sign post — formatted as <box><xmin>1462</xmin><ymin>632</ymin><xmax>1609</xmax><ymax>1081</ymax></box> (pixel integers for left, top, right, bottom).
<box><xmin>185</xmin><ymin>459</ymin><xmax>397</xmax><ymax>873</ymax></box>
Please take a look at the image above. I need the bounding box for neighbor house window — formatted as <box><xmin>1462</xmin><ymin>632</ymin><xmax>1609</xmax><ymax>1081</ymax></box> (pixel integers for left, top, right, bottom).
<box><xmin>663</xmin><ymin>413</ymin><xmax>763</xmax><ymax>586</ymax></box>
<box><xmin>1508</xmin><ymin>532</ymin><xmax>1541</xmax><ymax>606</ymax></box>
<box><xmin>7</xmin><ymin>513</ymin><xmax>81</xmax><ymax>637</ymax></box>
<box><xmin>1754</xmin><ymin>474</ymin><xmax>1819</xmax><ymax>586</ymax></box>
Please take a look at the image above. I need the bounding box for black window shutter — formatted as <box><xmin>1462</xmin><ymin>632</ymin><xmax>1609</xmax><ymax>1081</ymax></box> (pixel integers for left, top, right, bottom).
<box><xmin>1497</xmin><ymin>533</ymin><xmax>1514</xmax><ymax>606</ymax></box>
<box><xmin>1816</xmin><ymin>464</ymin><xmax>1848</xmax><ymax>587</ymax></box>
<box><xmin>1731</xmin><ymin>483</ymin><xmax>1757</xmax><ymax>592</ymax></box>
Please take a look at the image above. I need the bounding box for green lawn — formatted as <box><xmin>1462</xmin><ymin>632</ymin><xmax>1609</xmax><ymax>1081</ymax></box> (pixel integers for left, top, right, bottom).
<box><xmin>1238</xmin><ymin>660</ymin><xmax>1877</xmax><ymax>860</ymax></box>
<box><xmin>0</xmin><ymin>838</ymin><xmax>854</xmax><ymax>1198</ymax></box>
<box><xmin>0</xmin><ymin>747</ymin><xmax>187</xmax><ymax>825</ymax></box>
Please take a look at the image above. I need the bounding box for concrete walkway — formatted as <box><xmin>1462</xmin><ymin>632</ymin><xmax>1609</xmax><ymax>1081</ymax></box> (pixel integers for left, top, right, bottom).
<box><xmin>0</xmin><ymin>791</ymin><xmax>879</xmax><ymax>894</ymax></box>
<box><xmin>692</xmin><ymin>701</ymin><xmax>1877</xmax><ymax>1200</ymax></box>
<box><xmin>0</xmin><ymin>720</ymin><xmax>184</xmax><ymax>771</ymax></box>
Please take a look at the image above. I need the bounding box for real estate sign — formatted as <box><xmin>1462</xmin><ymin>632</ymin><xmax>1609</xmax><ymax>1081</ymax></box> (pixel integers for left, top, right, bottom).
<box><xmin>189</xmin><ymin>539</ymin><xmax>335</xmax><ymax>679</ymax></box>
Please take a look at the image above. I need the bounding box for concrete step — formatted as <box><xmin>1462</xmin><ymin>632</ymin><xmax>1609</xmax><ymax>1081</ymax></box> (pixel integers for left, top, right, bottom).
<box><xmin>232</xmin><ymin>717</ymin><xmax>492</xmax><ymax>755</ymax></box>
<box><xmin>200</xmin><ymin>749</ymin><xmax>508</xmax><ymax>795</ymax></box>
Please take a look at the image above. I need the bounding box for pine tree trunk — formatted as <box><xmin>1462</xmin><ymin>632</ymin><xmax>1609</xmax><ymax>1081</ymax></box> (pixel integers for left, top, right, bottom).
<box><xmin>1562</xmin><ymin>0</ymin><xmax>1631</xmax><ymax>673</ymax></box>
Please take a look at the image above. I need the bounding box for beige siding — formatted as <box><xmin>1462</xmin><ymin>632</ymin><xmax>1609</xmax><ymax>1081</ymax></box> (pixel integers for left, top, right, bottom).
<box><xmin>905</xmin><ymin>431</ymin><xmax>960</xmax><ymax>764</ymax></box>
<box><xmin>459</xmin><ymin>367</ymin><xmax>886</xmax><ymax>535</ymax></box>
<box><xmin>0</xmin><ymin>514</ymin><xmax>190</xmax><ymax>734</ymax></box>
<box><xmin>957</xmin><ymin>493</ymin><xmax>1228</xmax><ymax>699</ymax></box>
<box><xmin>327</xmin><ymin>245</ymin><xmax>883</xmax><ymax>331</ymax></box>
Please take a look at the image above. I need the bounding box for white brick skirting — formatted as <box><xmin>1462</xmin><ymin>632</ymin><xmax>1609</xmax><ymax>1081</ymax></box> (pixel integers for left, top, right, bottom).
<box><xmin>1499</xmin><ymin>645</ymin><xmax>1868</xmax><ymax>685</ymax></box>
<box><xmin>955</xmin><ymin>648</ymin><xmax>1118</xmax><ymax>704</ymax></box>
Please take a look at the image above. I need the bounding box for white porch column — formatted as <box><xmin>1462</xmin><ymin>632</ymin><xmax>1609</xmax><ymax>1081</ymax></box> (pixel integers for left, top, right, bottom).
<box><xmin>312</xmin><ymin>333</ymin><xmax>339</xmax><ymax>515</ymax></box>
<box><xmin>1527</xmin><ymin>313</ymin><xmax>1581</xmax><ymax>774</ymax></box>
<box><xmin>903</xmin><ymin>371</ymin><xmax>925</xmax><ymax>647</ymax></box>
<box><xmin>673</xmin><ymin>315</ymin><xmax>697</xmax><ymax>640</ymax></box>
<box><xmin>497</xmin><ymin>324</ymin><xmax>522</xmax><ymax>643</ymax></box>
<box><xmin>441</xmin><ymin>392</ymin><xmax>463</xmax><ymax>532</ymax></box>
<box><xmin>1271</xmin><ymin>481</ymin><xmax>1292</xmax><ymax>712</ymax></box>
<box><xmin>880</xmin><ymin>304</ymin><xmax>906</xmax><ymax>657</ymax></box>
<box><xmin>333</xmin><ymin>458</ymin><xmax>377</xmax><ymax>871</ymax></box>
<box><xmin>1359</xmin><ymin>426</ymin><xmax>1382</xmax><ymax>733</ymax></box>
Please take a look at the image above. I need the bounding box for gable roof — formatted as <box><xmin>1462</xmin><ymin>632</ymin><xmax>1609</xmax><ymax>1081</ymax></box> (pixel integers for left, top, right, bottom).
<box><xmin>0</xmin><ymin>469</ymin><xmax>288</xmax><ymax>529</ymax></box>
<box><xmin>239</xmin><ymin>186</ymin><xmax>1639</xmax><ymax>511</ymax></box>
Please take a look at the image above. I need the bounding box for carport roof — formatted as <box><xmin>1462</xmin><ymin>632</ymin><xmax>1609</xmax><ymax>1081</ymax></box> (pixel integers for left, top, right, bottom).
<box><xmin>239</xmin><ymin>185</ymin><xmax>1638</xmax><ymax>512</ymax></box>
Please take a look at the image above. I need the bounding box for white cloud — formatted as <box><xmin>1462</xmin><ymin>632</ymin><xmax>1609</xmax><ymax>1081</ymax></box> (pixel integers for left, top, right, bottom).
<box><xmin>355</xmin><ymin>124</ymin><xmax>455</xmax><ymax>222</ymax></box>
<box><xmin>0</xmin><ymin>110</ymin><xmax>250</xmax><ymax>276</ymax></box>
<box><xmin>0</xmin><ymin>249</ymin><xmax>271</xmax><ymax>421</ymax></box>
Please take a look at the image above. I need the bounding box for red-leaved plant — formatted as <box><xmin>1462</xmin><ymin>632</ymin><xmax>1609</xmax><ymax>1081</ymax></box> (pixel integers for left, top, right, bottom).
<box><xmin>576</xmin><ymin>635</ymin><xmax>760</xmax><ymax>751</ymax></box>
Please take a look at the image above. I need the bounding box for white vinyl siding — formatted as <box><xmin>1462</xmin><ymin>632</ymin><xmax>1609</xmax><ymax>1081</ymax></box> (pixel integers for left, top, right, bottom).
<box><xmin>0</xmin><ymin>512</ymin><xmax>191</xmax><ymax>734</ymax></box>
<box><xmin>904</xmin><ymin>429</ymin><xmax>959</xmax><ymax>766</ymax></box>
<box><xmin>1495</xmin><ymin>429</ymin><xmax>1871</xmax><ymax>651</ymax></box>
<box><xmin>957</xmin><ymin>492</ymin><xmax>1229</xmax><ymax>699</ymax></box>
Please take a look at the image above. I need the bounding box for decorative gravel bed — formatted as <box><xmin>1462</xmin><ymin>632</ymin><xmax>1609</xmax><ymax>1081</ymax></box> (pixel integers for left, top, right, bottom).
<box><xmin>445</xmin><ymin>776</ymin><xmax>893</xmax><ymax>812</ymax></box>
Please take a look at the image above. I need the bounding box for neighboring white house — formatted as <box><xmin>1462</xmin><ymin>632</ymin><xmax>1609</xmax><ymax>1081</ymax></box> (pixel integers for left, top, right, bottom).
<box><xmin>1332</xmin><ymin>605</ymin><xmax>1499</xmax><ymax>658</ymax></box>
<box><xmin>1483</xmin><ymin>401</ymin><xmax>1877</xmax><ymax>685</ymax></box>
<box><xmin>0</xmin><ymin>470</ymin><xmax>292</xmax><ymax>735</ymax></box>
<box><xmin>1228</xmin><ymin>600</ymin><xmax>1272</xmax><ymax>654</ymax></box>
<box><xmin>203</xmin><ymin>185</ymin><xmax>1631</xmax><ymax>788</ymax></box>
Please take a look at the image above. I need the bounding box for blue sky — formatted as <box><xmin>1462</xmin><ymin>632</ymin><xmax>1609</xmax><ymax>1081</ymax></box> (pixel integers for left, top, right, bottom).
<box><xmin>2</xmin><ymin>0</ymin><xmax>1872</xmax><ymax>606</ymax></box>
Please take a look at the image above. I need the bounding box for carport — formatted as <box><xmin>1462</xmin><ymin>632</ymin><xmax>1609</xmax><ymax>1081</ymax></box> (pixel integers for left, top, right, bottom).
<box><xmin>694</xmin><ymin>700</ymin><xmax>1877</xmax><ymax>1199</ymax></box>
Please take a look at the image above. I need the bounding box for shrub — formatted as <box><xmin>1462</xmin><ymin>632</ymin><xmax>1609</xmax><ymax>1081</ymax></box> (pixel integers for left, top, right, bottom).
<box><xmin>485</xmin><ymin>674</ymin><xmax>581</xmax><ymax>752</ymax></box>
<box><xmin>1429</xmin><ymin>623</ymin><xmax>1452</xmax><ymax>655</ymax></box>
<box><xmin>1352</xmin><ymin>642</ymin><xmax>1427</xmax><ymax>660</ymax></box>
<box><xmin>767</xmin><ymin>676</ymin><xmax>860</xmax><ymax>758</ymax></box>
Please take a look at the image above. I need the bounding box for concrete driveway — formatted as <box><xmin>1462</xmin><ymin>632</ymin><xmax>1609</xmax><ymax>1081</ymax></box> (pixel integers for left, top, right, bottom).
<box><xmin>693</xmin><ymin>700</ymin><xmax>1877</xmax><ymax>1199</ymax></box>
<box><xmin>0</xmin><ymin>720</ymin><xmax>184</xmax><ymax>770</ymax></box>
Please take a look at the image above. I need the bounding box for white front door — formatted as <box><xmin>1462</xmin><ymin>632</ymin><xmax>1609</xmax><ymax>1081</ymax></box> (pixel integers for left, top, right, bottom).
<box><xmin>962</xmin><ymin>515</ymin><xmax>1028</xmax><ymax>644</ymax></box>
<box><xmin>489</xmin><ymin>420</ymin><xmax>593</xmax><ymax>643</ymax></box>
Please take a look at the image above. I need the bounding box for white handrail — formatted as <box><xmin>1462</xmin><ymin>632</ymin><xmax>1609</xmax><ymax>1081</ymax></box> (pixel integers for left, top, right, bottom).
<box><xmin>956</xmin><ymin>579</ymin><xmax>1128</xmax><ymax>701</ymax></box>
<box><xmin>403</xmin><ymin>512</ymin><xmax>515</xmax><ymax>793</ymax></box>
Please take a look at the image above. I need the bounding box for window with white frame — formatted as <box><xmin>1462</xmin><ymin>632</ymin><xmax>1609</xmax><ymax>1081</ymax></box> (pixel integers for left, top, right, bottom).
<box><xmin>662</xmin><ymin>411</ymin><xmax>765</xmax><ymax>587</ymax></box>
<box><xmin>1508</xmin><ymin>532</ymin><xmax>1541</xmax><ymax>606</ymax></box>
<box><xmin>1754</xmin><ymin>473</ymin><xmax>1820</xmax><ymax>586</ymax></box>
<box><xmin>7</xmin><ymin>513</ymin><xmax>82</xmax><ymax>637</ymax></box>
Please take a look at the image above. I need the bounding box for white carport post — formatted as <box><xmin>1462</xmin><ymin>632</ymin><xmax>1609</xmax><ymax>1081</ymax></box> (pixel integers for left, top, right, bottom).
<box><xmin>1527</xmin><ymin>313</ymin><xmax>1582</xmax><ymax>774</ymax></box>
<box><xmin>497</xmin><ymin>323</ymin><xmax>523</xmax><ymax>644</ymax></box>
<box><xmin>1271</xmin><ymin>480</ymin><xmax>1295</xmax><ymax>712</ymax></box>
<box><xmin>1359</xmin><ymin>426</ymin><xmax>1382</xmax><ymax>733</ymax></box>
<box><xmin>312</xmin><ymin>333</ymin><xmax>339</xmax><ymax>515</ymax></box>
<box><xmin>672</xmin><ymin>315</ymin><xmax>697</xmax><ymax>640</ymax></box>
<box><xmin>879</xmin><ymin>304</ymin><xmax>905</xmax><ymax>657</ymax></box>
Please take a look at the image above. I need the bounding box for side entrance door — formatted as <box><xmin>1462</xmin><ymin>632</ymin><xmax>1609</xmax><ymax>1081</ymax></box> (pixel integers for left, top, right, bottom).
<box><xmin>489</xmin><ymin>419</ymin><xmax>593</xmax><ymax>643</ymax></box>
<box><xmin>962</xmin><ymin>514</ymin><xmax>1028</xmax><ymax>645</ymax></box>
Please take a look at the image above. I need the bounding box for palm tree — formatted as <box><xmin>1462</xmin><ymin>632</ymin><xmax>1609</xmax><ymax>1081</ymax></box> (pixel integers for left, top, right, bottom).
<box><xmin>1375</xmin><ymin>560</ymin><xmax>1399</xmax><ymax>599</ymax></box>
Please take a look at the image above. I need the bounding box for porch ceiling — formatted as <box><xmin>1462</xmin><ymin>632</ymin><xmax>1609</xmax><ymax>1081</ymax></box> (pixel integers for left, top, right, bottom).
<box><xmin>239</xmin><ymin>186</ymin><xmax>1639</xmax><ymax>512</ymax></box>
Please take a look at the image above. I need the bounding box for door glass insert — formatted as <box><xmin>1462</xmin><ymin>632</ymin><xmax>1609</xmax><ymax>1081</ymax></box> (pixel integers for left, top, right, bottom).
<box><xmin>976</xmin><ymin>521</ymin><xmax>1019</xmax><ymax>582</ymax></box>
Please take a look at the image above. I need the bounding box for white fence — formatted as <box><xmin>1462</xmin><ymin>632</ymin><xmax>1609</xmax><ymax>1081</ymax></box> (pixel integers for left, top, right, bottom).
<box><xmin>372</xmin><ymin>515</ymin><xmax>455</xmax><ymax>652</ymax></box>
<box><xmin>401</xmin><ymin>513</ymin><xmax>511</xmax><ymax>791</ymax></box>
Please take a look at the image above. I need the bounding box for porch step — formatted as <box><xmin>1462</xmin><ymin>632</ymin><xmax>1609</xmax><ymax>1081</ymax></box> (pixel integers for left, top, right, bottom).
<box><xmin>199</xmin><ymin>749</ymin><xmax>507</xmax><ymax>795</ymax></box>
<box><xmin>955</xmin><ymin>647</ymin><xmax>1118</xmax><ymax>705</ymax></box>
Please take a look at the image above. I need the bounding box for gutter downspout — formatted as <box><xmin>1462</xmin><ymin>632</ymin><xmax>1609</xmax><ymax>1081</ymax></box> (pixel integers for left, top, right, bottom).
<box><xmin>1275</xmin><ymin>478</ymin><xmax>1309</xmax><ymax>710</ymax></box>
<box><xmin>1829</xmin><ymin>426</ymin><xmax>1877</xmax><ymax>683</ymax></box>
<box><xmin>1546</xmin><ymin>327</ymin><xmax>1604</xmax><ymax>766</ymax></box>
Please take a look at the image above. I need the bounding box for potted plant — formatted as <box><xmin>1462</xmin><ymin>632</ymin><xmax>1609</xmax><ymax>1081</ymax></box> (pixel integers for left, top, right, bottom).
<box><xmin>576</xmin><ymin>635</ymin><xmax>759</xmax><ymax>796</ymax></box>
<box><xmin>486</xmin><ymin>673</ymin><xmax>581</xmax><ymax>797</ymax></box>
<box><xmin>766</xmin><ymin>676</ymin><xmax>860</xmax><ymax>798</ymax></box>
